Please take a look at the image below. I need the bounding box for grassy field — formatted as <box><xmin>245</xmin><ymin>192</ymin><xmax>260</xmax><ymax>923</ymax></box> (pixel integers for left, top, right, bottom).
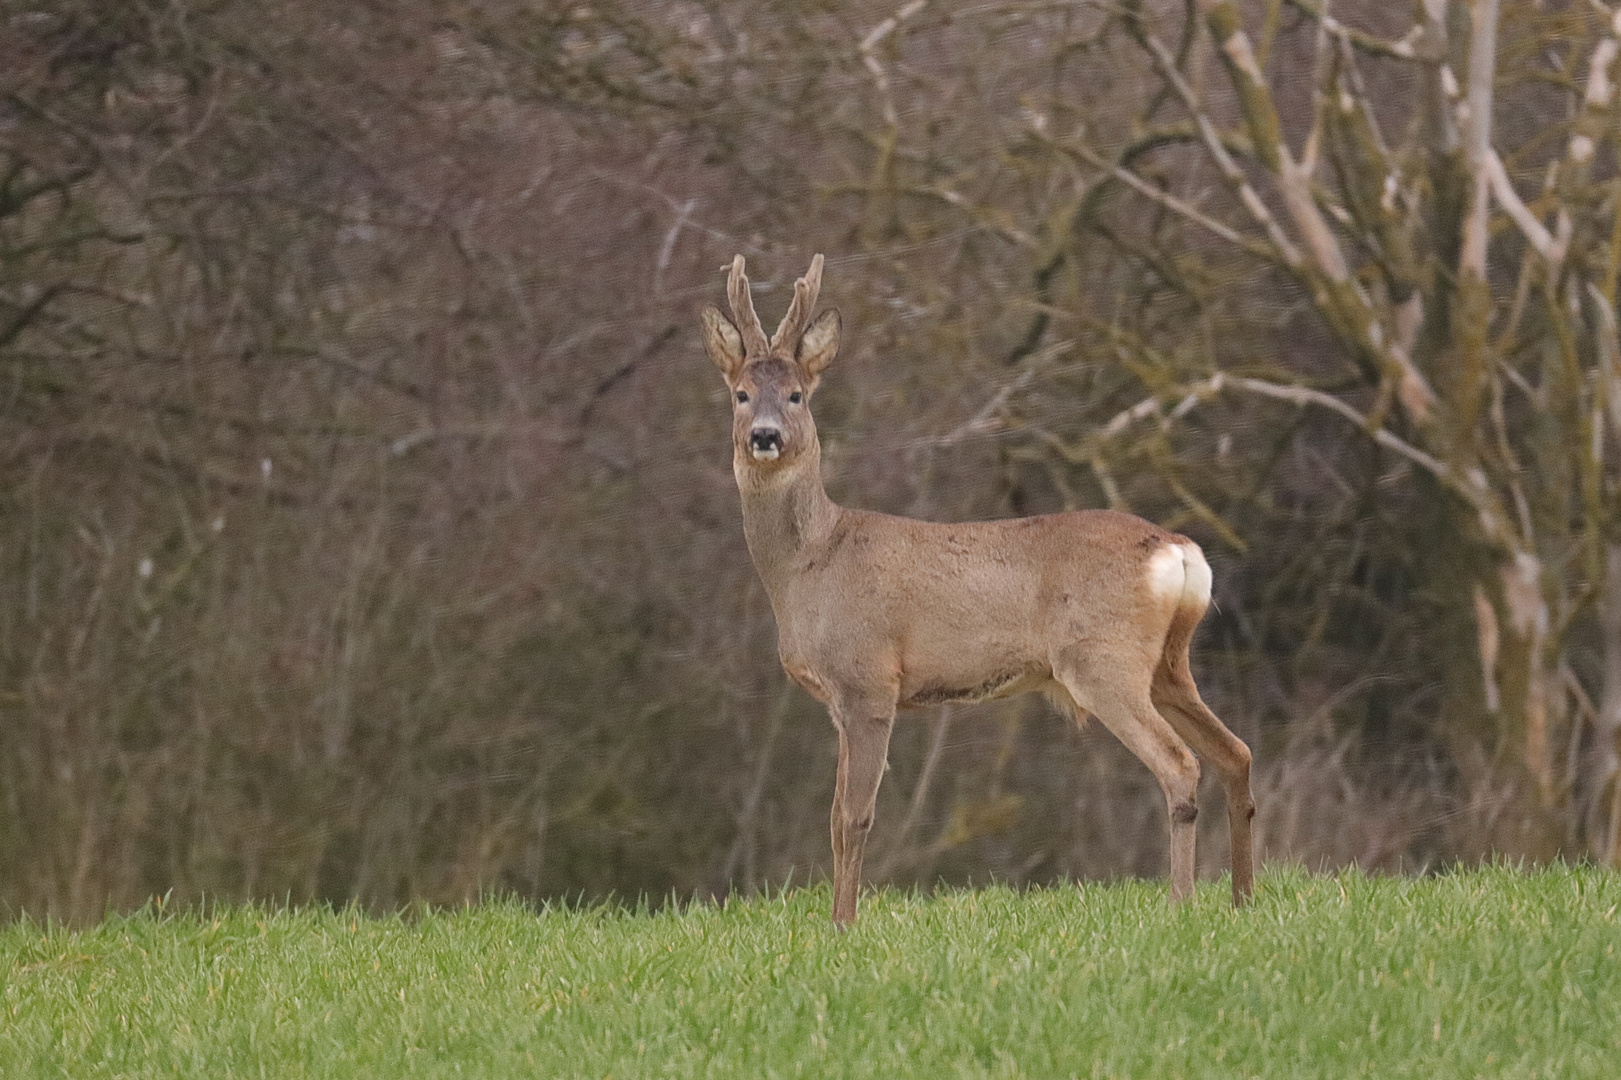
<box><xmin>2</xmin><ymin>865</ymin><xmax>1618</xmax><ymax>1078</ymax></box>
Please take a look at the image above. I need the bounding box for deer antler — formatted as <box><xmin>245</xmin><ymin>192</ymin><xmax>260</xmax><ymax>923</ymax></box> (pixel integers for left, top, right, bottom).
<box><xmin>727</xmin><ymin>255</ymin><xmax>771</xmax><ymax>357</ymax></box>
<box><xmin>771</xmin><ymin>253</ymin><xmax>824</xmax><ymax>355</ymax></box>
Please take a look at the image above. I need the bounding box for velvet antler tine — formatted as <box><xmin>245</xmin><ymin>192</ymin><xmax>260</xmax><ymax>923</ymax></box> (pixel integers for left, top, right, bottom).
<box><xmin>772</xmin><ymin>254</ymin><xmax>825</xmax><ymax>354</ymax></box>
<box><xmin>802</xmin><ymin>252</ymin><xmax>823</xmax><ymax>312</ymax></box>
<box><xmin>727</xmin><ymin>255</ymin><xmax>770</xmax><ymax>356</ymax></box>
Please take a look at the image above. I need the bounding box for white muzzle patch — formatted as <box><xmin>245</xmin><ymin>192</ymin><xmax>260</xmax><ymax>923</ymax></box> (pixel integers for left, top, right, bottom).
<box><xmin>750</xmin><ymin>446</ymin><xmax>780</xmax><ymax>461</ymax></box>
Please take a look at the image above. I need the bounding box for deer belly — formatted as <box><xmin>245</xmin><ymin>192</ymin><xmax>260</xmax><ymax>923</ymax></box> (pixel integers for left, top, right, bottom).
<box><xmin>897</xmin><ymin>664</ymin><xmax>1045</xmax><ymax>710</ymax></box>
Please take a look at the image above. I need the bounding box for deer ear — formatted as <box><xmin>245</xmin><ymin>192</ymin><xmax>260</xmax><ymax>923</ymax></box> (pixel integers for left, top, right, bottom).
<box><xmin>700</xmin><ymin>305</ymin><xmax>746</xmax><ymax>381</ymax></box>
<box><xmin>797</xmin><ymin>308</ymin><xmax>840</xmax><ymax>388</ymax></box>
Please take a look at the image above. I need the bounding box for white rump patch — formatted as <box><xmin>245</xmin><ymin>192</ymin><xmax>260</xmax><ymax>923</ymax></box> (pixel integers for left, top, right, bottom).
<box><xmin>1145</xmin><ymin>544</ymin><xmax>1186</xmax><ymax>600</ymax></box>
<box><xmin>1180</xmin><ymin>543</ymin><xmax>1212</xmax><ymax>606</ymax></box>
<box><xmin>1145</xmin><ymin>542</ymin><xmax>1212</xmax><ymax>606</ymax></box>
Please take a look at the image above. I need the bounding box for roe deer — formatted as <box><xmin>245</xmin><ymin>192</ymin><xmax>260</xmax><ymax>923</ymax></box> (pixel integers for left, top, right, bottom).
<box><xmin>701</xmin><ymin>254</ymin><xmax>1255</xmax><ymax>925</ymax></box>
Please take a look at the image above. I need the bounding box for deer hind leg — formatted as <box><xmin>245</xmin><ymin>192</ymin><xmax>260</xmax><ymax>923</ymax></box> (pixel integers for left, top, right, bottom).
<box><xmin>1151</xmin><ymin>666</ymin><xmax>1256</xmax><ymax>906</ymax></box>
<box><xmin>828</xmin><ymin>697</ymin><xmax>896</xmax><ymax>926</ymax></box>
<box><xmin>1054</xmin><ymin>655</ymin><xmax>1201</xmax><ymax>904</ymax></box>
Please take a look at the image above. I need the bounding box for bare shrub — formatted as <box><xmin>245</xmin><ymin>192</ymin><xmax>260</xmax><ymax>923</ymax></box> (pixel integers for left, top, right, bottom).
<box><xmin>3</xmin><ymin>0</ymin><xmax>1617</xmax><ymax>921</ymax></box>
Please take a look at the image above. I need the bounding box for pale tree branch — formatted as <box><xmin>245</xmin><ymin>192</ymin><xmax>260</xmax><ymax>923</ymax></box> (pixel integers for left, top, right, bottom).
<box><xmin>1282</xmin><ymin>0</ymin><xmax>1432</xmax><ymax>62</ymax></box>
<box><xmin>1298</xmin><ymin>2</ymin><xmax>1333</xmax><ymax>178</ymax></box>
<box><xmin>1070</xmin><ymin>369</ymin><xmax>1521</xmax><ymax>554</ymax></box>
<box><xmin>1400</xmin><ymin>0</ymin><xmax>1460</xmax><ymax>157</ymax></box>
<box><xmin>1061</xmin><ymin>138</ymin><xmax>1282</xmax><ymax>263</ymax></box>
<box><xmin>1459</xmin><ymin>0</ymin><xmax>1500</xmax><ymax>280</ymax></box>
<box><xmin>1194</xmin><ymin>0</ymin><xmax>1352</xmax><ymax>284</ymax></box>
<box><xmin>860</xmin><ymin>0</ymin><xmax>931</xmax><ymax>129</ymax></box>
<box><xmin>1485</xmin><ymin>150</ymin><xmax>1566</xmax><ymax>268</ymax></box>
<box><xmin>1476</xmin><ymin>11</ymin><xmax>1621</xmax><ymax>278</ymax></box>
<box><xmin>1127</xmin><ymin>17</ymin><xmax>1306</xmax><ymax>267</ymax></box>
<box><xmin>1587</xmin><ymin>281</ymin><xmax>1621</xmax><ymax>437</ymax></box>
<box><xmin>1181</xmin><ymin>1</ymin><xmax>1435</xmax><ymax>418</ymax></box>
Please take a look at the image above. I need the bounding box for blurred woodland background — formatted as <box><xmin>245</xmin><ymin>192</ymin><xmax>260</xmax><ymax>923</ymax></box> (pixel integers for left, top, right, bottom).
<box><xmin>4</xmin><ymin>0</ymin><xmax>1621</xmax><ymax>921</ymax></box>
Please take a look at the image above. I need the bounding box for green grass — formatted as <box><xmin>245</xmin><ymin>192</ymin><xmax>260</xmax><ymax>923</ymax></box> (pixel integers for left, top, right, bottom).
<box><xmin>3</xmin><ymin>865</ymin><xmax>1618</xmax><ymax>1078</ymax></box>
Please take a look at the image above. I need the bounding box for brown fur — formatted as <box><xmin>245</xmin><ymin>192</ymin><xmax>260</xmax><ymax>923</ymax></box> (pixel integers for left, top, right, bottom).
<box><xmin>701</xmin><ymin>255</ymin><xmax>1256</xmax><ymax>925</ymax></box>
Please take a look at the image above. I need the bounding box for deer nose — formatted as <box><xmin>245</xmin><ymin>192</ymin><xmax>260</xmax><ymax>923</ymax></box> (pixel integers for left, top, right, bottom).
<box><xmin>749</xmin><ymin>427</ymin><xmax>784</xmax><ymax>459</ymax></box>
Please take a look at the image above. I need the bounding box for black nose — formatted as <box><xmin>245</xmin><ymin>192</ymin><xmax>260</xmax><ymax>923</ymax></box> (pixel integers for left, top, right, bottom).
<box><xmin>750</xmin><ymin>428</ymin><xmax>783</xmax><ymax>453</ymax></box>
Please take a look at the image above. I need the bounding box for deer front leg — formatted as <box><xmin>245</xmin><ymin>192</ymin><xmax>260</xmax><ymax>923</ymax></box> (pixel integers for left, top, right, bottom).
<box><xmin>829</xmin><ymin>703</ymin><xmax>895</xmax><ymax>927</ymax></box>
<box><xmin>829</xmin><ymin>742</ymin><xmax>847</xmax><ymax>875</ymax></box>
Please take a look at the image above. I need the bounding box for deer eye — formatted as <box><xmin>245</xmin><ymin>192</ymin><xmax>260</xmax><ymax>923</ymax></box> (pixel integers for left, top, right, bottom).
<box><xmin>735</xmin><ymin>391</ymin><xmax>749</xmax><ymax>403</ymax></box>
<box><xmin>789</xmin><ymin>391</ymin><xmax>802</xmax><ymax>404</ymax></box>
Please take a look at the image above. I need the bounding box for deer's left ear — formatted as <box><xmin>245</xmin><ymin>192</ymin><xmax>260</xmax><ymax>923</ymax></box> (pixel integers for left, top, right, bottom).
<box><xmin>700</xmin><ymin>305</ymin><xmax>747</xmax><ymax>383</ymax></box>
<box><xmin>797</xmin><ymin>308</ymin><xmax>840</xmax><ymax>392</ymax></box>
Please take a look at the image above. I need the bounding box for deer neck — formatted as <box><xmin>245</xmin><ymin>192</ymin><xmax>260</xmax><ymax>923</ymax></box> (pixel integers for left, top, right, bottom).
<box><xmin>735</xmin><ymin>439</ymin><xmax>840</xmax><ymax>593</ymax></box>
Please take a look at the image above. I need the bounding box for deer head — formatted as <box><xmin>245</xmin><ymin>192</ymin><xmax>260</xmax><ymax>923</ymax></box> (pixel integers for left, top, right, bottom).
<box><xmin>701</xmin><ymin>254</ymin><xmax>840</xmax><ymax>469</ymax></box>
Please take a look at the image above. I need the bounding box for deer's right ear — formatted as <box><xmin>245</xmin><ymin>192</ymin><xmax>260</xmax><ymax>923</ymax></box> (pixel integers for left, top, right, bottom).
<box><xmin>700</xmin><ymin>305</ymin><xmax>747</xmax><ymax>382</ymax></box>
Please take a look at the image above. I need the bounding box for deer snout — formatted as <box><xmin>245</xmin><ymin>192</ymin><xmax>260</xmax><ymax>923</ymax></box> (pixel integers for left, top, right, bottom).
<box><xmin>749</xmin><ymin>426</ymin><xmax>784</xmax><ymax>460</ymax></box>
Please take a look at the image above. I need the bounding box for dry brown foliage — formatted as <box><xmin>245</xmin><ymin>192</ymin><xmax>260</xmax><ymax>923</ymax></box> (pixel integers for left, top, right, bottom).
<box><xmin>2</xmin><ymin>0</ymin><xmax>1618</xmax><ymax>920</ymax></box>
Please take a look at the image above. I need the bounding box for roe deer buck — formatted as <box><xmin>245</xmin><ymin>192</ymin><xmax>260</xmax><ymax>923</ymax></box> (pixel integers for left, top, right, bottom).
<box><xmin>701</xmin><ymin>254</ymin><xmax>1255</xmax><ymax>926</ymax></box>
